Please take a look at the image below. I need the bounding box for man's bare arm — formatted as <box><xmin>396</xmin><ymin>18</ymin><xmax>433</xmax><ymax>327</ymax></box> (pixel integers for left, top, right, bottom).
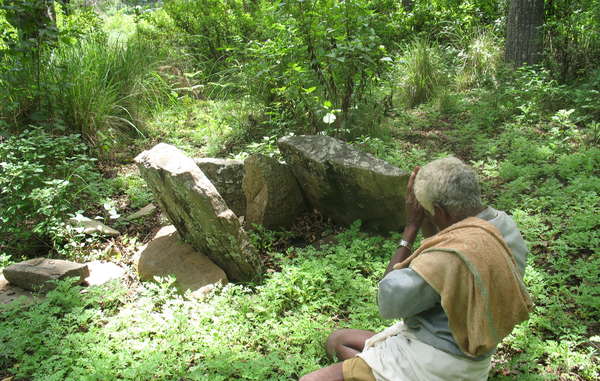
<box><xmin>384</xmin><ymin>167</ymin><xmax>425</xmax><ymax>277</ymax></box>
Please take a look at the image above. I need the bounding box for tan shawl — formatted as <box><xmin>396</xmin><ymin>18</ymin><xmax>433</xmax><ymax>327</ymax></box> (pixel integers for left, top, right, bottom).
<box><xmin>394</xmin><ymin>217</ymin><xmax>533</xmax><ymax>357</ymax></box>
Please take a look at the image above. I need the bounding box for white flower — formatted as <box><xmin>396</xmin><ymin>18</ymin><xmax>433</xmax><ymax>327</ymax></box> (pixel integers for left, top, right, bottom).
<box><xmin>323</xmin><ymin>113</ymin><xmax>336</xmax><ymax>124</ymax></box>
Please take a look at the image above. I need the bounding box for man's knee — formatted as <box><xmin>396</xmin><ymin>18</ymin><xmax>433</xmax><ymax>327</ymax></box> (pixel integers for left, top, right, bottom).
<box><xmin>299</xmin><ymin>374</ymin><xmax>316</xmax><ymax>381</ymax></box>
<box><xmin>326</xmin><ymin>329</ymin><xmax>348</xmax><ymax>359</ymax></box>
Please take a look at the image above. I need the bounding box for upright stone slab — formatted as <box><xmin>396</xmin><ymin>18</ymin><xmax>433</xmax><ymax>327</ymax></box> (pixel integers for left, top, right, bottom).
<box><xmin>135</xmin><ymin>143</ymin><xmax>262</xmax><ymax>282</ymax></box>
<box><xmin>278</xmin><ymin>135</ymin><xmax>410</xmax><ymax>233</ymax></box>
<box><xmin>3</xmin><ymin>258</ymin><xmax>89</xmax><ymax>291</ymax></box>
<box><xmin>243</xmin><ymin>154</ymin><xmax>305</xmax><ymax>229</ymax></box>
<box><xmin>194</xmin><ymin>158</ymin><xmax>246</xmax><ymax>217</ymax></box>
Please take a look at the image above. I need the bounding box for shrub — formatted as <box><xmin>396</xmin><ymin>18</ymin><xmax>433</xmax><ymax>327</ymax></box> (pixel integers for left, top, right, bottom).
<box><xmin>0</xmin><ymin>127</ymin><xmax>104</xmax><ymax>258</ymax></box>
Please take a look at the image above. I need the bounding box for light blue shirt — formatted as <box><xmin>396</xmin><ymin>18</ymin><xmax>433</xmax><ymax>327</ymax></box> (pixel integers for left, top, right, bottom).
<box><xmin>378</xmin><ymin>207</ymin><xmax>528</xmax><ymax>359</ymax></box>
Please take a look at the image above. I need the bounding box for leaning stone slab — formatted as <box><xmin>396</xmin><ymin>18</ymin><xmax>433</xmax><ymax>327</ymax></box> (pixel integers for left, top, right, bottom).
<box><xmin>135</xmin><ymin>143</ymin><xmax>262</xmax><ymax>281</ymax></box>
<box><xmin>135</xmin><ymin>225</ymin><xmax>228</xmax><ymax>294</ymax></box>
<box><xmin>243</xmin><ymin>154</ymin><xmax>305</xmax><ymax>229</ymax></box>
<box><xmin>69</xmin><ymin>215</ymin><xmax>120</xmax><ymax>236</ymax></box>
<box><xmin>278</xmin><ymin>135</ymin><xmax>409</xmax><ymax>233</ymax></box>
<box><xmin>194</xmin><ymin>158</ymin><xmax>246</xmax><ymax>217</ymax></box>
<box><xmin>3</xmin><ymin>258</ymin><xmax>89</xmax><ymax>291</ymax></box>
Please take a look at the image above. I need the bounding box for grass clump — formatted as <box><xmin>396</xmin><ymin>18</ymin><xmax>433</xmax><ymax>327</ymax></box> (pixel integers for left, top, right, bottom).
<box><xmin>51</xmin><ymin>35</ymin><xmax>171</xmax><ymax>150</ymax></box>
<box><xmin>395</xmin><ymin>39</ymin><xmax>447</xmax><ymax>108</ymax></box>
<box><xmin>455</xmin><ymin>29</ymin><xmax>502</xmax><ymax>90</ymax></box>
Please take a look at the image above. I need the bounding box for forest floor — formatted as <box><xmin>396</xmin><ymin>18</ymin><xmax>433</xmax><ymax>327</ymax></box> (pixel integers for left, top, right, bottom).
<box><xmin>2</xmin><ymin>88</ymin><xmax>599</xmax><ymax>380</ymax></box>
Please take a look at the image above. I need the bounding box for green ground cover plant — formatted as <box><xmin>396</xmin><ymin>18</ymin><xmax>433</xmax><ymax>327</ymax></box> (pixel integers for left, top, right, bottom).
<box><xmin>0</xmin><ymin>127</ymin><xmax>107</xmax><ymax>260</ymax></box>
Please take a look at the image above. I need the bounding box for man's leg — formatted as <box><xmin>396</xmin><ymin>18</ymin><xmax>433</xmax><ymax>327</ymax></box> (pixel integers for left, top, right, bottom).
<box><xmin>326</xmin><ymin>329</ymin><xmax>376</xmax><ymax>361</ymax></box>
<box><xmin>299</xmin><ymin>329</ymin><xmax>377</xmax><ymax>381</ymax></box>
<box><xmin>299</xmin><ymin>362</ymin><xmax>344</xmax><ymax>381</ymax></box>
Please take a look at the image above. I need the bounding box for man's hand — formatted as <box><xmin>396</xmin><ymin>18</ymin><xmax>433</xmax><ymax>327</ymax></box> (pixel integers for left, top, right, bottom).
<box><xmin>384</xmin><ymin>166</ymin><xmax>426</xmax><ymax>276</ymax></box>
<box><xmin>405</xmin><ymin>166</ymin><xmax>425</xmax><ymax>229</ymax></box>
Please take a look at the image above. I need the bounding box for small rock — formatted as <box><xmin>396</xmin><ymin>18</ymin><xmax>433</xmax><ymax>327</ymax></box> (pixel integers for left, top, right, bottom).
<box><xmin>3</xmin><ymin>258</ymin><xmax>89</xmax><ymax>291</ymax></box>
<box><xmin>84</xmin><ymin>261</ymin><xmax>126</xmax><ymax>286</ymax></box>
<box><xmin>69</xmin><ymin>215</ymin><xmax>120</xmax><ymax>236</ymax></box>
<box><xmin>135</xmin><ymin>225</ymin><xmax>228</xmax><ymax>293</ymax></box>
<box><xmin>125</xmin><ymin>203</ymin><xmax>157</xmax><ymax>220</ymax></box>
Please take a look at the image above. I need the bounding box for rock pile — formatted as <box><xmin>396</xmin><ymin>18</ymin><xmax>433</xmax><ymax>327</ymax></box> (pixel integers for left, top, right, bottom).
<box><xmin>133</xmin><ymin>136</ymin><xmax>409</xmax><ymax>282</ymax></box>
<box><xmin>1</xmin><ymin>135</ymin><xmax>410</xmax><ymax>301</ymax></box>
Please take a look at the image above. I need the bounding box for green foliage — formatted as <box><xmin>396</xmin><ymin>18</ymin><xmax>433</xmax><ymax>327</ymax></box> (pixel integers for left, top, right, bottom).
<box><xmin>0</xmin><ymin>3</ymin><xmax>171</xmax><ymax>153</ymax></box>
<box><xmin>109</xmin><ymin>172</ymin><xmax>153</xmax><ymax>209</ymax></box>
<box><xmin>544</xmin><ymin>0</ymin><xmax>600</xmax><ymax>80</ymax></box>
<box><xmin>0</xmin><ymin>225</ymin><xmax>394</xmax><ymax>380</ymax></box>
<box><xmin>0</xmin><ymin>127</ymin><xmax>104</xmax><ymax>258</ymax></box>
<box><xmin>162</xmin><ymin>0</ymin><xmax>256</xmax><ymax>78</ymax></box>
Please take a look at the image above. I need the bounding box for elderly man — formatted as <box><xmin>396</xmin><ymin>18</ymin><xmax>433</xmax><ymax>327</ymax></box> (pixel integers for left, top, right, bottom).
<box><xmin>300</xmin><ymin>157</ymin><xmax>532</xmax><ymax>381</ymax></box>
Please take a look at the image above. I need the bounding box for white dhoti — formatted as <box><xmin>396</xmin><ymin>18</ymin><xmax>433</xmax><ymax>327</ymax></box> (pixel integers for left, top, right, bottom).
<box><xmin>357</xmin><ymin>322</ymin><xmax>492</xmax><ymax>381</ymax></box>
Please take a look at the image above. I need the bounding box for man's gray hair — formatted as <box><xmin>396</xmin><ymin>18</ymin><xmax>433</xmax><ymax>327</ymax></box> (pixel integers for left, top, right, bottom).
<box><xmin>413</xmin><ymin>157</ymin><xmax>483</xmax><ymax>219</ymax></box>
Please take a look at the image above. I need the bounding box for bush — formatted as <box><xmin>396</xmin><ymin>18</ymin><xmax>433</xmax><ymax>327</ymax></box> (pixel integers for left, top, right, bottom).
<box><xmin>0</xmin><ymin>127</ymin><xmax>104</xmax><ymax>258</ymax></box>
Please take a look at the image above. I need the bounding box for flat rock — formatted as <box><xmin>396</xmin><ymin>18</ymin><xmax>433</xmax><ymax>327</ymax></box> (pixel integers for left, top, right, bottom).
<box><xmin>84</xmin><ymin>261</ymin><xmax>126</xmax><ymax>286</ymax></box>
<box><xmin>135</xmin><ymin>143</ymin><xmax>262</xmax><ymax>281</ymax></box>
<box><xmin>125</xmin><ymin>203</ymin><xmax>157</xmax><ymax>220</ymax></box>
<box><xmin>2</xmin><ymin>258</ymin><xmax>89</xmax><ymax>291</ymax></box>
<box><xmin>278</xmin><ymin>135</ymin><xmax>409</xmax><ymax>233</ymax></box>
<box><xmin>69</xmin><ymin>215</ymin><xmax>120</xmax><ymax>236</ymax></box>
<box><xmin>194</xmin><ymin>158</ymin><xmax>246</xmax><ymax>217</ymax></box>
<box><xmin>243</xmin><ymin>154</ymin><xmax>305</xmax><ymax>229</ymax></box>
<box><xmin>136</xmin><ymin>225</ymin><xmax>228</xmax><ymax>293</ymax></box>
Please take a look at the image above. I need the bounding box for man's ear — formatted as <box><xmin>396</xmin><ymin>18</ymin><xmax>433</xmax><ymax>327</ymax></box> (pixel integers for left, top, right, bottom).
<box><xmin>433</xmin><ymin>204</ymin><xmax>452</xmax><ymax>230</ymax></box>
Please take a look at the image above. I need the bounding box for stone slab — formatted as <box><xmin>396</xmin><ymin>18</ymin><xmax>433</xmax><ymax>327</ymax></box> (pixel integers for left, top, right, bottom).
<box><xmin>136</xmin><ymin>225</ymin><xmax>228</xmax><ymax>293</ymax></box>
<box><xmin>278</xmin><ymin>135</ymin><xmax>409</xmax><ymax>233</ymax></box>
<box><xmin>135</xmin><ymin>143</ymin><xmax>262</xmax><ymax>281</ymax></box>
<box><xmin>194</xmin><ymin>158</ymin><xmax>246</xmax><ymax>217</ymax></box>
<box><xmin>2</xmin><ymin>258</ymin><xmax>89</xmax><ymax>291</ymax></box>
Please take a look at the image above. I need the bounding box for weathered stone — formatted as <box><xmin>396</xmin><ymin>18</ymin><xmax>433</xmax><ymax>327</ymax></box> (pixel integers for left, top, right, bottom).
<box><xmin>3</xmin><ymin>258</ymin><xmax>89</xmax><ymax>291</ymax></box>
<box><xmin>278</xmin><ymin>135</ymin><xmax>409</xmax><ymax>233</ymax></box>
<box><xmin>243</xmin><ymin>154</ymin><xmax>305</xmax><ymax>229</ymax></box>
<box><xmin>194</xmin><ymin>158</ymin><xmax>246</xmax><ymax>217</ymax></box>
<box><xmin>135</xmin><ymin>225</ymin><xmax>228</xmax><ymax>293</ymax></box>
<box><xmin>135</xmin><ymin>143</ymin><xmax>262</xmax><ymax>281</ymax></box>
<box><xmin>69</xmin><ymin>215</ymin><xmax>120</xmax><ymax>236</ymax></box>
<box><xmin>125</xmin><ymin>203</ymin><xmax>157</xmax><ymax>220</ymax></box>
<box><xmin>84</xmin><ymin>261</ymin><xmax>126</xmax><ymax>286</ymax></box>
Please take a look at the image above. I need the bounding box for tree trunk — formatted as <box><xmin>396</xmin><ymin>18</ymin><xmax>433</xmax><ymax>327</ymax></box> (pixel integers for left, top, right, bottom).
<box><xmin>505</xmin><ymin>0</ymin><xmax>544</xmax><ymax>66</ymax></box>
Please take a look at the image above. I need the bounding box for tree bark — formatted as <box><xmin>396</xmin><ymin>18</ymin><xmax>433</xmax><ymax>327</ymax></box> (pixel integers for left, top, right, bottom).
<box><xmin>505</xmin><ymin>0</ymin><xmax>544</xmax><ymax>66</ymax></box>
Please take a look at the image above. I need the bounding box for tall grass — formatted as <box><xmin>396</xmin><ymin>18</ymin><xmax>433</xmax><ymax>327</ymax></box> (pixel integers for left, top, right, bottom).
<box><xmin>396</xmin><ymin>39</ymin><xmax>446</xmax><ymax>108</ymax></box>
<box><xmin>50</xmin><ymin>36</ymin><xmax>171</xmax><ymax>147</ymax></box>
